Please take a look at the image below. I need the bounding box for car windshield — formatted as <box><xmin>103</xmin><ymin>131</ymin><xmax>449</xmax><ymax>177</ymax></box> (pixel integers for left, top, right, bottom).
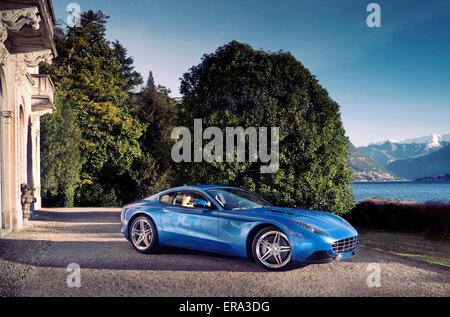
<box><xmin>206</xmin><ymin>188</ymin><xmax>271</xmax><ymax>210</ymax></box>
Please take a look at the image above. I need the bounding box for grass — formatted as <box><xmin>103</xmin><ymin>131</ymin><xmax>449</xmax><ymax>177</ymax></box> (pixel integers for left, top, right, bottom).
<box><xmin>358</xmin><ymin>228</ymin><xmax>450</xmax><ymax>267</ymax></box>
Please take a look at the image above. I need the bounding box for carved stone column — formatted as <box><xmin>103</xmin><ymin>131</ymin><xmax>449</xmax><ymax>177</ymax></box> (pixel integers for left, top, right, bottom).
<box><xmin>0</xmin><ymin>7</ymin><xmax>41</xmax><ymax>65</ymax></box>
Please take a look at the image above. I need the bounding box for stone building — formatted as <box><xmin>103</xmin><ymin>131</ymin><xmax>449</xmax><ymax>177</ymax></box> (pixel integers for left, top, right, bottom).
<box><xmin>0</xmin><ymin>0</ymin><xmax>56</xmax><ymax>234</ymax></box>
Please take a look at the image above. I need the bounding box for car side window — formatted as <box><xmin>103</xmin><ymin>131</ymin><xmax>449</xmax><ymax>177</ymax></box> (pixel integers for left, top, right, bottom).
<box><xmin>160</xmin><ymin>192</ymin><xmax>176</xmax><ymax>205</ymax></box>
<box><xmin>172</xmin><ymin>191</ymin><xmax>212</xmax><ymax>209</ymax></box>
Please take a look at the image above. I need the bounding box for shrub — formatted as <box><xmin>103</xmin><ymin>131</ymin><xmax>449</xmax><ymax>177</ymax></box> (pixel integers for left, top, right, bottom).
<box><xmin>344</xmin><ymin>198</ymin><xmax>450</xmax><ymax>238</ymax></box>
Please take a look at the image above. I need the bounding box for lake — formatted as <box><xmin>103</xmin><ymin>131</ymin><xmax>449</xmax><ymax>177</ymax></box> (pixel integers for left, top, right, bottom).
<box><xmin>350</xmin><ymin>182</ymin><xmax>450</xmax><ymax>202</ymax></box>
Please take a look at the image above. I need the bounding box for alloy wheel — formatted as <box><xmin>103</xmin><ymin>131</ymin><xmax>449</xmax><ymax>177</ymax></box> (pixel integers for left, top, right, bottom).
<box><xmin>131</xmin><ymin>218</ymin><xmax>153</xmax><ymax>250</ymax></box>
<box><xmin>255</xmin><ymin>230</ymin><xmax>292</xmax><ymax>269</ymax></box>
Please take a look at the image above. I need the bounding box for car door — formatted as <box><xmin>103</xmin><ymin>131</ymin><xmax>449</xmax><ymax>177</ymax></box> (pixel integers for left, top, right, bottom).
<box><xmin>159</xmin><ymin>190</ymin><xmax>219</xmax><ymax>251</ymax></box>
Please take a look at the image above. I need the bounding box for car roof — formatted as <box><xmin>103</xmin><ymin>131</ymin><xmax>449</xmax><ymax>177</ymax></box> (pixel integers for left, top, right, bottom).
<box><xmin>164</xmin><ymin>185</ymin><xmax>237</xmax><ymax>192</ymax></box>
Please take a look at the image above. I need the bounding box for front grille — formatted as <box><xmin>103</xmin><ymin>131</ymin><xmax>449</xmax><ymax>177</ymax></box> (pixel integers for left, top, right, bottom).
<box><xmin>332</xmin><ymin>236</ymin><xmax>359</xmax><ymax>254</ymax></box>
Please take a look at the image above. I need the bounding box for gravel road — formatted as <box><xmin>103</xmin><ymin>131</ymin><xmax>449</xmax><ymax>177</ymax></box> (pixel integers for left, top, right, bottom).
<box><xmin>0</xmin><ymin>208</ymin><xmax>449</xmax><ymax>297</ymax></box>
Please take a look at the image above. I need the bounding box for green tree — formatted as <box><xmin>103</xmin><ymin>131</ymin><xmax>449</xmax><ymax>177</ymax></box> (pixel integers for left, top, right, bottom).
<box><xmin>111</xmin><ymin>40</ymin><xmax>143</xmax><ymax>91</ymax></box>
<box><xmin>41</xmin><ymin>11</ymin><xmax>144</xmax><ymax>206</ymax></box>
<box><xmin>41</xmin><ymin>95</ymin><xmax>82</xmax><ymax>207</ymax></box>
<box><xmin>120</xmin><ymin>71</ymin><xmax>178</xmax><ymax>202</ymax></box>
<box><xmin>178</xmin><ymin>41</ymin><xmax>354</xmax><ymax>214</ymax></box>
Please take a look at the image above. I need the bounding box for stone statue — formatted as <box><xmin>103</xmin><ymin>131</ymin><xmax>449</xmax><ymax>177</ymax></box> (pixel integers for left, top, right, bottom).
<box><xmin>20</xmin><ymin>183</ymin><xmax>36</xmax><ymax>219</ymax></box>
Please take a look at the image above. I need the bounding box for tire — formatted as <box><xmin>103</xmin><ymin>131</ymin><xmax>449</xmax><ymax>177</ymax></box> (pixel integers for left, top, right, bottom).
<box><xmin>252</xmin><ymin>226</ymin><xmax>293</xmax><ymax>270</ymax></box>
<box><xmin>129</xmin><ymin>215</ymin><xmax>159</xmax><ymax>254</ymax></box>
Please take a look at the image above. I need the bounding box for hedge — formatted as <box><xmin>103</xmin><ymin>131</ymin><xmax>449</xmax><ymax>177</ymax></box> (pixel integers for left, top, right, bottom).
<box><xmin>344</xmin><ymin>198</ymin><xmax>450</xmax><ymax>238</ymax></box>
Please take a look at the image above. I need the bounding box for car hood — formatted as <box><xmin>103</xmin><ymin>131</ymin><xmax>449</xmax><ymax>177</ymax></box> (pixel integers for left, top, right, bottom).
<box><xmin>256</xmin><ymin>207</ymin><xmax>356</xmax><ymax>233</ymax></box>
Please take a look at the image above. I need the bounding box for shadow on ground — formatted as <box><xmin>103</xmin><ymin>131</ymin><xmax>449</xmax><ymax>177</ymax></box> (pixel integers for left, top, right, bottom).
<box><xmin>30</xmin><ymin>210</ymin><xmax>120</xmax><ymax>223</ymax></box>
<box><xmin>2</xmin><ymin>209</ymin><xmax>309</xmax><ymax>272</ymax></box>
<box><xmin>0</xmin><ymin>237</ymin><xmax>314</xmax><ymax>272</ymax></box>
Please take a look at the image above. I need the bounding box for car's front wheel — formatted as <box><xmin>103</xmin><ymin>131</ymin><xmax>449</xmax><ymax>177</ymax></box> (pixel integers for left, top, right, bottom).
<box><xmin>129</xmin><ymin>215</ymin><xmax>159</xmax><ymax>253</ymax></box>
<box><xmin>252</xmin><ymin>226</ymin><xmax>292</xmax><ymax>270</ymax></box>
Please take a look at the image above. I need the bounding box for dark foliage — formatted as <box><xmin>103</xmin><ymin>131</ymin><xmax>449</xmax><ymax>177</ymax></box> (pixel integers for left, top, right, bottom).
<box><xmin>345</xmin><ymin>198</ymin><xmax>450</xmax><ymax>237</ymax></box>
<box><xmin>178</xmin><ymin>41</ymin><xmax>354</xmax><ymax>214</ymax></box>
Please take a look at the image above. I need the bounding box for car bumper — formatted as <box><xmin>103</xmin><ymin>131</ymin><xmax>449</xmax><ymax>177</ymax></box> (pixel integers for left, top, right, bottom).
<box><xmin>302</xmin><ymin>249</ymin><xmax>357</xmax><ymax>264</ymax></box>
<box><xmin>289</xmin><ymin>229</ymin><xmax>359</xmax><ymax>262</ymax></box>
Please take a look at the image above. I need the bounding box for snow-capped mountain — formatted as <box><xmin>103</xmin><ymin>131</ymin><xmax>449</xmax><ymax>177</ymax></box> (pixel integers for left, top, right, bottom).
<box><xmin>386</xmin><ymin>144</ymin><xmax>450</xmax><ymax>180</ymax></box>
<box><xmin>359</xmin><ymin>133</ymin><xmax>450</xmax><ymax>166</ymax></box>
<box><xmin>372</xmin><ymin>134</ymin><xmax>450</xmax><ymax>146</ymax></box>
<box><xmin>347</xmin><ymin>143</ymin><xmax>404</xmax><ymax>182</ymax></box>
<box><xmin>424</xmin><ymin>134</ymin><xmax>445</xmax><ymax>150</ymax></box>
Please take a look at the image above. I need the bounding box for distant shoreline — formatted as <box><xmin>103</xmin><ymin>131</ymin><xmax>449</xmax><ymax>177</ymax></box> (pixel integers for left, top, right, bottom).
<box><xmin>352</xmin><ymin>180</ymin><xmax>450</xmax><ymax>184</ymax></box>
<box><xmin>352</xmin><ymin>174</ymin><xmax>450</xmax><ymax>184</ymax></box>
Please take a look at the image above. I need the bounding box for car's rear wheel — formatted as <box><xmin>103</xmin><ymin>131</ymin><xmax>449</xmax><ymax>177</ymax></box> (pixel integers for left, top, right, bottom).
<box><xmin>252</xmin><ymin>226</ymin><xmax>292</xmax><ymax>270</ymax></box>
<box><xmin>130</xmin><ymin>215</ymin><xmax>159</xmax><ymax>253</ymax></box>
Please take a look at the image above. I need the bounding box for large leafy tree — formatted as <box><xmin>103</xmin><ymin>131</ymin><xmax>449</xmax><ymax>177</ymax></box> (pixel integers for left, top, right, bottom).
<box><xmin>41</xmin><ymin>96</ymin><xmax>82</xmax><ymax>207</ymax></box>
<box><xmin>41</xmin><ymin>11</ymin><xmax>144</xmax><ymax>206</ymax></box>
<box><xmin>179</xmin><ymin>41</ymin><xmax>354</xmax><ymax>214</ymax></box>
<box><xmin>120</xmin><ymin>72</ymin><xmax>178</xmax><ymax>203</ymax></box>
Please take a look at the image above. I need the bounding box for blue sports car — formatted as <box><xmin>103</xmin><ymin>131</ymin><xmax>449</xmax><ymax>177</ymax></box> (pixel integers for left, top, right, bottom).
<box><xmin>120</xmin><ymin>185</ymin><xmax>358</xmax><ymax>270</ymax></box>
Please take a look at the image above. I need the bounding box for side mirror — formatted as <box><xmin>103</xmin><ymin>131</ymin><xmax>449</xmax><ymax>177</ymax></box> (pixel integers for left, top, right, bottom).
<box><xmin>193</xmin><ymin>199</ymin><xmax>210</xmax><ymax>209</ymax></box>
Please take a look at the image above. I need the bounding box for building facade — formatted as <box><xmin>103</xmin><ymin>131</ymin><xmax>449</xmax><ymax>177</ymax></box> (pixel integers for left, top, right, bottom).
<box><xmin>0</xmin><ymin>0</ymin><xmax>56</xmax><ymax>234</ymax></box>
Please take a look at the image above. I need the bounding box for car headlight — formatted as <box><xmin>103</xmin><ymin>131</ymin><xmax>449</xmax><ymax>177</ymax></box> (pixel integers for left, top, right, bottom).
<box><xmin>290</xmin><ymin>218</ymin><xmax>325</xmax><ymax>235</ymax></box>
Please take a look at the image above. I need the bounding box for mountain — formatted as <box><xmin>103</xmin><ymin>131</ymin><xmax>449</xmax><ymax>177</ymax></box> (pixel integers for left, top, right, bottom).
<box><xmin>386</xmin><ymin>144</ymin><xmax>450</xmax><ymax>180</ymax></box>
<box><xmin>359</xmin><ymin>133</ymin><xmax>450</xmax><ymax>166</ymax></box>
<box><xmin>347</xmin><ymin>143</ymin><xmax>403</xmax><ymax>182</ymax></box>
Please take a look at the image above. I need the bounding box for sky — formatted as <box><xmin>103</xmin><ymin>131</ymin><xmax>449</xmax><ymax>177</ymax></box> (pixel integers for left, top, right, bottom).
<box><xmin>52</xmin><ymin>0</ymin><xmax>450</xmax><ymax>146</ymax></box>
